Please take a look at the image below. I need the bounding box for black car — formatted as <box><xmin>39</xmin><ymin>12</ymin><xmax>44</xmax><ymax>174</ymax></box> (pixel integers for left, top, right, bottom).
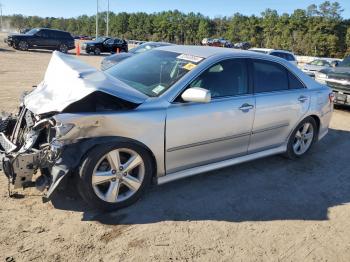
<box><xmin>7</xmin><ymin>28</ymin><xmax>75</xmax><ymax>53</ymax></box>
<box><xmin>101</xmin><ymin>41</ymin><xmax>173</xmax><ymax>70</ymax></box>
<box><xmin>82</xmin><ymin>37</ymin><xmax>128</xmax><ymax>55</ymax></box>
<box><xmin>318</xmin><ymin>56</ymin><xmax>350</xmax><ymax>106</ymax></box>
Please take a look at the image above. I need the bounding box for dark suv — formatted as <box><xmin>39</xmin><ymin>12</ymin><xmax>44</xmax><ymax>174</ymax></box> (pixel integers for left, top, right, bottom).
<box><xmin>82</xmin><ymin>37</ymin><xmax>128</xmax><ymax>55</ymax></box>
<box><xmin>7</xmin><ymin>28</ymin><xmax>75</xmax><ymax>53</ymax></box>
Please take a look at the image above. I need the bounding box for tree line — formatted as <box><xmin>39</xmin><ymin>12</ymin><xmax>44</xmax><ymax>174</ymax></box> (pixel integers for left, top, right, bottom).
<box><xmin>3</xmin><ymin>1</ymin><xmax>350</xmax><ymax>58</ymax></box>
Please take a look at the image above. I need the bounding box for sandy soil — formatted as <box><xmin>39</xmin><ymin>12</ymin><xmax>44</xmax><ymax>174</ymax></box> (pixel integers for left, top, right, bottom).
<box><xmin>1</xmin><ymin>33</ymin><xmax>350</xmax><ymax>262</ymax></box>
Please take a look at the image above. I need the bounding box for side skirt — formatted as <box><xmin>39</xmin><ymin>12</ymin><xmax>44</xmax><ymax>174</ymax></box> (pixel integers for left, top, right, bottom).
<box><xmin>157</xmin><ymin>145</ymin><xmax>287</xmax><ymax>185</ymax></box>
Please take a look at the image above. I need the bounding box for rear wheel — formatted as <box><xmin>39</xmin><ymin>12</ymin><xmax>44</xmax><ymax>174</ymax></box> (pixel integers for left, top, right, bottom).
<box><xmin>58</xmin><ymin>43</ymin><xmax>68</xmax><ymax>53</ymax></box>
<box><xmin>18</xmin><ymin>41</ymin><xmax>29</xmax><ymax>51</ymax></box>
<box><xmin>77</xmin><ymin>142</ymin><xmax>153</xmax><ymax>211</ymax></box>
<box><xmin>285</xmin><ymin>117</ymin><xmax>317</xmax><ymax>159</ymax></box>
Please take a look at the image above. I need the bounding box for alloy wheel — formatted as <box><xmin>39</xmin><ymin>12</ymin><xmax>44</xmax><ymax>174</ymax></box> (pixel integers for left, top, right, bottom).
<box><xmin>18</xmin><ymin>41</ymin><xmax>28</xmax><ymax>51</ymax></box>
<box><xmin>94</xmin><ymin>48</ymin><xmax>101</xmax><ymax>55</ymax></box>
<box><xmin>91</xmin><ymin>148</ymin><xmax>145</xmax><ymax>203</ymax></box>
<box><xmin>59</xmin><ymin>44</ymin><xmax>68</xmax><ymax>53</ymax></box>
<box><xmin>292</xmin><ymin>122</ymin><xmax>314</xmax><ymax>155</ymax></box>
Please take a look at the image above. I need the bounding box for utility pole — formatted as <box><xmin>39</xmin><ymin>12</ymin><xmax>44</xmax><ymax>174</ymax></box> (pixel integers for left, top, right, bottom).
<box><xmin>0</xmin><ymin>3</ymin><xmax>3</xmax><ymax>32</ymax></box>
<box><xmin>106</xmin><ymin>0</ymin><xmax>109</xmax><ymax>37</ymax></box>
<box><xmin>96</xmin><ymin>0</ymin><xmax>99</xmax><ymax>38</ymax></box>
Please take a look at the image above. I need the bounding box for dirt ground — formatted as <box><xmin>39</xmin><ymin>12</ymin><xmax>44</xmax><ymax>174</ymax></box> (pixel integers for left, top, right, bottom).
<box><xmin>1</xmin><ymin>33</ymin><xmax>350</xmax><ymax>262</ymax></box>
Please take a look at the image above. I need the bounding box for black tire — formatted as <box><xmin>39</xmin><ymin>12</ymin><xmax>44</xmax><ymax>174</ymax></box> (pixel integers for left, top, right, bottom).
<box><xmin>18</xmin><ymin>40</ymin><xmax>29</xmax><ymax>51</ymax></box>
<box><xmin>94</xmin><ymin>47</ymin><xmax>101</xmax><ymax>55</ymax></box>
<box><xmin>77</xmin><ymin>142</ymin><xmax>153</xmax><ymax>211</ymax></box>
<box><xmin>284</xmin><ymin>116</ymin><xmax>318</xmax><ymax>160</ymax></box>
<box><xmin>58</xmin><ymin>43</ymin><xmax>68</xmax><ymax>53</ymax></box>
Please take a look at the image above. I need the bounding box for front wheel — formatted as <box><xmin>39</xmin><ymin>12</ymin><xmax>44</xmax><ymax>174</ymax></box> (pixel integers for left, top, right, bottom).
<box><xmin>94</xmin><ymin>47</ymin><xmax>101</xmax><ymax>55</ymax></box>
<box><xmin>77</xmin><ymin>142</ymin><xmax>153</xmax><ymax>211</ymax></box>
<box><xmin>18</xmin><ymin>40</ymin><xmax>29</xmax><ymax>51</ymax></box>
<box><xmin>285</xmin><ymin>117</ymin><xmax>318</xmax><ymax>159</ymax></box>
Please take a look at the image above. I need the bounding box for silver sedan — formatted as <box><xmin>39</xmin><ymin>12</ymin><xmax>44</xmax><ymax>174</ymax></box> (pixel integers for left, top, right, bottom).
<box><xmin>0</xmin><ymin>46</ymin><xmax>333</xmax><ymax>210</ymax></box>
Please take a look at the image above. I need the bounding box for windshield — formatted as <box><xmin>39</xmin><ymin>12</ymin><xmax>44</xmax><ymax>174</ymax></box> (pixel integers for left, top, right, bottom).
<box><xmin>95</xmin><ymin>37</ymin><xmax>108</xmax><ymax>42</ymax></box>
<box><xmin>308</xmin><ymin>60</ymin><xmax>329</xmax><ymax>66</ymax></box>
<box><xmin>105</xmin><ymin>50</ymin><xmax>204</xmax><ymax>97</ymax></box>
<box><xmin>25</xmin><ymin>28</ymin><xmax>40</xmax><ymax>35</ymax></box>
<box><xmin>338</xmin><ymin>57</ymin><xmax>350</xmax><ymax>67</ymax></box>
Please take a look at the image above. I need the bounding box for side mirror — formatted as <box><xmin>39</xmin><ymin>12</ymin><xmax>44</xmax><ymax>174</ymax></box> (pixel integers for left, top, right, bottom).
<box><xmin>181</xmin><ymin>87</ymin><xmax>211</xmax><ymax>103</ymax></box>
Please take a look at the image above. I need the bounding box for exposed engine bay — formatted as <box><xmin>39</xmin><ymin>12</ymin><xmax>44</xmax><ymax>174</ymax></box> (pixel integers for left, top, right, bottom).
<box><xmin>0</xmin><ymin>51</ymin><xmax>143</xmax><ymax>198</ymax></box>
<box><xmin>0</xmin><ymin>91</ymin><xmax>138</xmax><ymax>198</ymax></box>
<box><xmin>0</xmin><ymin>106</ymin><xmax>59</xmax><ymax>193</ymax></box>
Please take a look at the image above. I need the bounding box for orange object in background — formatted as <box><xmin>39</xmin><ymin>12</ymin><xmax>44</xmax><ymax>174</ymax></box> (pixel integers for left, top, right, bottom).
<box><xmin>76</xmin><ymin>41</ymin><xmax>80</xmax><ymax>56</ymax></box>
<box><xmin>116</xmin><ymin>47</ymin><xmax>120</xmax><ymax>53</ymax></box>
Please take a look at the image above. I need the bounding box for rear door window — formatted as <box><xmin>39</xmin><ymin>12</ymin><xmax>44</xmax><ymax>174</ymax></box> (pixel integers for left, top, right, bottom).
<box><xmin>252</xmin><ymin>60</ymin><xmax>289</xmax><ymax>93</ymax></box>
<box><xmin>288</xmin><ymin>73</ymin><xmax>305</xmax><ymax>89</ymax></box>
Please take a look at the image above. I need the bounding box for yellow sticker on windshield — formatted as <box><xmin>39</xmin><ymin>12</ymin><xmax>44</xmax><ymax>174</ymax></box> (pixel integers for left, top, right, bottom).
<box><xmin>183</xmin><ymin>63</ymin><xmax>197</xmax><ymax>71</ymax></box>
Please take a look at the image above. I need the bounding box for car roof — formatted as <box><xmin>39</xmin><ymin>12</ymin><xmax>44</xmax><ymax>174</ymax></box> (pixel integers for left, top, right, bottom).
<box><xmin>249</xmin><ymin>48</ymin><xmax>295</xmax><ymax>55</ymax></box>
<box><xmin>36</xmin><ymin>28</ymin><xmax>69</xmax><ymax>33</ymax></box>
<box><xmin>141</xmin><ymin>41</ymin><xmax>173</xmax><ymax>46</ymax></box>
<box><xmin>249</xmin><ymin>48</ymin><xmax>274</xmax><ymax>52</ymax></box>
<box><xmin>156</xmin><ymin>45</ymin><xmax>256</xmax><ymax>59</ymax></box>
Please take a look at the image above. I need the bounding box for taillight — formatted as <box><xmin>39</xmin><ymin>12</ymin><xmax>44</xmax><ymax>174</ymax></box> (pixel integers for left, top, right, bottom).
<box><xmin>329</xmin><ymin>93</ymin><xmax>335</xmax><ymax>103</ymax></box>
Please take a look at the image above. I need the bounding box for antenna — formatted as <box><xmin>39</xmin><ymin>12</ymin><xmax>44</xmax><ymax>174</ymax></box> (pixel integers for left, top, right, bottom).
<box><xmin>106</xmin><ymin>0</ymin><xmax>109</xmax><ymax>37</ymax></box>
<box><xmin>96</xmin><ymin>0</ymin><xmax>99</xmax><ymax>38</ymax></box>
<box><xmin>0</xmin><ymin>3</ymin><xmax>3</xmax><ymax>32</ymax></box>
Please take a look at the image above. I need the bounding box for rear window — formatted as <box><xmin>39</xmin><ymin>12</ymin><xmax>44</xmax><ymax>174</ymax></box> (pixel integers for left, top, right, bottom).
<box><xmin>270</xmin><ymin>52</ymin><xmax>286</xmax><ymax>60</ymax></box>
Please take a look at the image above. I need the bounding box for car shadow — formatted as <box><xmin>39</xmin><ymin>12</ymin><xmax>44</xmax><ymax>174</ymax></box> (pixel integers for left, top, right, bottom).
<box><xmin>334</xmin><ymin>104</ymin><xmax>350</xmax><ymax>111</ymax></box>
<box><xmin>51</xmin><ymin>128</ymin><xmax>350</xmax><ymax>224</ymax></box>
<box><xmin>12</xmin><ymin>49</ymin><xmax>109</xmax><ymax>57</ymax></box>
<box><xmin>0</xmin><ymin>48</ymin><xmax>15</xmax><ymax>52</ymax></box>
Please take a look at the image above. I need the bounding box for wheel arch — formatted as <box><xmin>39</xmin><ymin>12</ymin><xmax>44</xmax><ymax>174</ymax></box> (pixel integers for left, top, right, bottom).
<box><xmin>285</xmin><ymin>114</ymin><xmax>321</xmax><ymax>147</ymax></box>
<box><xmin>62</xmin><ymin>136</ymin><xmax>158</xmax><ymax>181</ymax></box>
<box><xmin>308</xmin><ymin>114</ymin><xmax>321</xmax><ymax>135</ymax></box>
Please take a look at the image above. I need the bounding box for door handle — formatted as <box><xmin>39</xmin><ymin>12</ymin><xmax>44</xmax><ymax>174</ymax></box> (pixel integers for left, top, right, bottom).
<box><xmin>239</xmin><ymin>103</ymin><xmax>254</xmax><ymax>111</ymax></box>
<box><xmin>298</xmin><ymin>96</ymin><xmax>308</xmax><ymax>103</ymax></box>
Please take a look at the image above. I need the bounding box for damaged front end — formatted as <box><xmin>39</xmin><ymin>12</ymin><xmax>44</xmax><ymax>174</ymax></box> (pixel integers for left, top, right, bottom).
<box><xmin>0</xmin><ymin>106</ymin><xmax>64</xmax><ymax>197</ymax></box>
<box><xmin>0</xmin><ymin>51</ymin><xmax>146</xmax><ymax>200</ymax></box>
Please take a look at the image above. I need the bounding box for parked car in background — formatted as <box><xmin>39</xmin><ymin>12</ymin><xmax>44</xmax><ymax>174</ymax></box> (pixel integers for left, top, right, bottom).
<box><xmin>6</xmin><ymin>28</ymin><xmax>75</xmax><ymax>53</ymax></box>
<box><xmin>234</xmin><ymin>42</ymin><xmax>251</xmax><ymax>50</ymax></box>
<box><xmin>0</xmin><ymin>46</ymin><xmax>333</xmax><ymax>210</ymax></box>
<box><xmin>101</xmin><ymin>41</ymin><xmax>174</xmax><ymax>70</ymax></box>
<box><xmin>315</xmin><ymin>56</ymin><xmax>350</xmax><ymax>105</ymax></box>
<box><xmin>82</xmin><ymin>37</ymin><xmax>128</xmax><ymax>55</ymax></box>
<box><xmin>302</xmin><ymin>58</ymin><xmax>341</xmax><ymax>77</ymax></box>
<box><xmin>201</xmin><ymin>38</ymin><xmax>212</xmax><ymax>45</ymax></box>
<box><xmin>19</xmin><ymin>28</ymin><xmax>31</xmax><ymax>34</ymax></box>
<box><xmin>249</xmin><ymin>48</ymin><xmax>298</xmax><ymax>66</ymax></box>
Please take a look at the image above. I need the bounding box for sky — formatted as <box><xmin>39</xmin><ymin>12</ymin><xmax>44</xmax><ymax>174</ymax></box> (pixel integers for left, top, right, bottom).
<box><xmin>1</xmin><ymin>0</ymin><xmax>350</xmax><ymax>18</ymax></box>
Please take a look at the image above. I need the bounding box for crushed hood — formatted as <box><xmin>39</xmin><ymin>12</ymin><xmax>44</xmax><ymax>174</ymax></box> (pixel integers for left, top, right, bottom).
<box><xmin>24</xmin><ymin>51</ymin><xmax>148</xmax><ymax>115</ymax></box>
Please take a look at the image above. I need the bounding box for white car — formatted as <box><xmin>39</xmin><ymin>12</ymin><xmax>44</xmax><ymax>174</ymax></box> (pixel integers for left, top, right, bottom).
<box><xmin>249</xmin><ymin>48</ymin><xmax>298</xmax><ymax>66</ymax></box>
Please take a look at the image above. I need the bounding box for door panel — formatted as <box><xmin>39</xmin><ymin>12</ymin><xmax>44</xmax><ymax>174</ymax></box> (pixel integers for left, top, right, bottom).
<box><xmin>166</xmin><ymin>96</ymin><xmax>255</xmax><ymax>173</ymax></box>
<box><xmin>248</xmin><ymin>58</ymin><xmax>310</xmax><ymax>152</ymax></box>
<box><xmin>249</xmin><ymin>90</ymin><xmax>310</xmax><ymax>152</ymax></box>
